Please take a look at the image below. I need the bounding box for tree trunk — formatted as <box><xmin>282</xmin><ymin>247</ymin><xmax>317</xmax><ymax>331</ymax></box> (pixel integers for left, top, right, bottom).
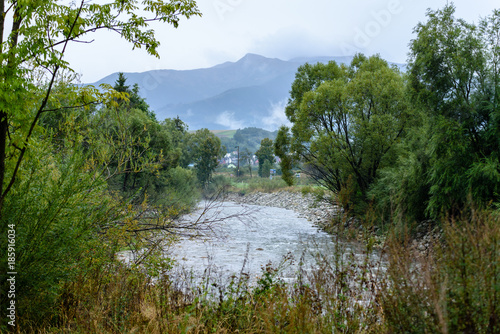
<box><xmin>0</xmin><ymin>112</ymin><xmax>7</xmax><ymax>213</ymax></box>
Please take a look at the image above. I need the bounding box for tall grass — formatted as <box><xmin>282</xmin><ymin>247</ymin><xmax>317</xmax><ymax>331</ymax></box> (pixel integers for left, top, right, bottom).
<box><xmin>381</xmin><ymin>208</ymin><xmax>500</xmax><ymax>333</ymax></box>
<box><xmin>50</xmin><ymin>233</ymin><xmax>385</xmax><ymax>333</ymax></box>
<box><xmin>17</xmin><ymin>205</ymin><xmax>500</xmax><ymax>333</ymax></box>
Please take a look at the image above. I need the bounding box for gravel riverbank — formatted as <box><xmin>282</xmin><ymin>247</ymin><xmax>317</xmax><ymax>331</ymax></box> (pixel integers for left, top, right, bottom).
<box><xmin>224</xmin><ymin>190</ymin><xmax>341</xmax><ymax>229</ymax></box>
<box><xmin>223</xmin><ymin>190</ymin><xmax>434</xmax><ymax>253</ymax></box>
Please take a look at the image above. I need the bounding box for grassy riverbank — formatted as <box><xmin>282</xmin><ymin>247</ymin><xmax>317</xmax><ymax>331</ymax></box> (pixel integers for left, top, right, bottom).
<box><xmin>24</xmin><ymin>205</ymin><xmax>498</xmax><ymax>333</ymax></box>
<box><xmin>8</xmin><ymin>171</ymin><xmax>498</xmax><ymax>333</ymax></box>
<box><xmin>208</xmin><ymin>173</ymin><xmax>326</xmax><ymax>197</ymax></box>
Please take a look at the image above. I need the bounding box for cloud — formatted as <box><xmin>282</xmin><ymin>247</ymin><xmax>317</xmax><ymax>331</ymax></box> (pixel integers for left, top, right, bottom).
<box><xmin>215</xmin><ymin>111</ymin><xmax>245</xmax><ymax>129</ymax></box>
<box><xmin>251</xmin><ymin>27</ymin><xmax>344</xmax><ymax>61</ymax></box>
<box><xmin>262</xmin><ymin>100</ymin><xmax>291</xmax><ymax>131</ymax></box>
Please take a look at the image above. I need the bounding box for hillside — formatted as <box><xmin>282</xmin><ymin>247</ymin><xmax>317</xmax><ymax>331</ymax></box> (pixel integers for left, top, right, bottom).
<box><xmin>212</xmin><ymin>127</ymin><xmax>278</xmax><ymax>154</ymax></box>
<box><xmin>90</xmin><ymin>54</ymin><xmax>405</xmax><ymax>130</ymax></box>
<box><xmin>89</xmin><ymin>54</ymin><xmax>359</xmax><ymax>130</ymax></box>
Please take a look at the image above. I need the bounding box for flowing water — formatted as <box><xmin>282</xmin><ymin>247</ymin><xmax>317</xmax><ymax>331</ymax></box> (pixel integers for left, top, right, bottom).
<box><xmin>163</xmin><ymin>201</ymin><xmax>377</xmax><ymax>284</ymax></box>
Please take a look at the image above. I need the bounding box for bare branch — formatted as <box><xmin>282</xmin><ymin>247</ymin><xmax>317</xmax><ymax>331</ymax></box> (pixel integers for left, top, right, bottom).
<box><xmin>41</xmin><ymin>101</ymin><xmax>101</xmax><ymax>113</ymax></box>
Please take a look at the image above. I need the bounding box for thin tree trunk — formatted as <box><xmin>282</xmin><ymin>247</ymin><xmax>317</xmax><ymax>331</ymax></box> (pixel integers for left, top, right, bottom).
<box><xmin>0</xmin><ymin>6</ymin><xmax>22</xmax><ymax>213</ymax></box>
<box><xmin>0</xmin><ymin>0</ymin><xmax>5</xmax><ymax>200</ymax></box>
<box><xmin>0</xmin><ymin>0</ymin><xmax>5</xmax><ymax>51</ymax></box>
<box><xmin>0</xmin><ymin>113</ymin><xmax>7</xmax><ymax>211</ymax></box>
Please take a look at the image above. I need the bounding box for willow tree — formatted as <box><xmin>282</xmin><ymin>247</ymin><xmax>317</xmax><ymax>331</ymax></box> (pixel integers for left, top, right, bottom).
<box><xmin>276</xmin><ymin>54</ymin><xmax>410</xmax><ymax>204</ymax></box>
<box><xmin>392</xmin><ymin>4</ymin><xmax>500</xmax><ymax>218</ymax></box>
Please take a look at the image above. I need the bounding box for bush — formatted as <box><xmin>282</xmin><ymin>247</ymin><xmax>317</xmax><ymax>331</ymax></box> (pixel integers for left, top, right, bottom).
<box><xmin>246</xmin><ymin>177</ymin><xmax>288</xmax><ymax>193</ymax></box>
<box><xmin>381</xmin><ymin>208</ymin><xmax>500</xmax><ymax>333</ymax></box>
<box><xmin>151</xmin><ymin>166</ymin><xmax>200</xmax><ymax>212</ymax></box>
<box><xmin>203</xmin><ymin>174</ymin><xmax>232</xmax><ymax>198</ymax></box>
<box><xmin>0</xmin><ymin>144</ymin><xmax>119</xmax><ymax>329</ymax></box>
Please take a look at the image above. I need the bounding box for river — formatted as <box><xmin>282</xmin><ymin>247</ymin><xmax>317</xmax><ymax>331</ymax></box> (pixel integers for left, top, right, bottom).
<box><xmin>162</xmin><ymin>200</ymin><xmax>380</xmax><ymax>285</ymax></box>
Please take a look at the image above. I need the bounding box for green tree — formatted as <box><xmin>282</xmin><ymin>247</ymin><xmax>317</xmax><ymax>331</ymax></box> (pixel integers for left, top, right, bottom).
<box><xmin>274</xmin><ymin>126</ymin><xmax>294</xmax><ymax>186</ymax></box>
<box><xmin>191</xmin><ymin>129</ymin><xmax>222</xmax><ymax>186</ymax></box>
<box><xmin>262</xmin><ymin>159</ymin><xmax>273</xmax><ymax>178</ymax></box>
<box><xmin>277</xmin><ymin>54</ymin><xmax>410</xmax><ymax>205</ymax></box>
<box><xmin>256</xmin><ymin>138</ymin><xmax>274</xmax><ymax>177</ymax></box>
<box><xmin>0</xmin><ymin>0</ymin><xmax>200</xmax><ymax>328</ymax></box>
<box><xmin>114</xmin><ymin>72</ymin><xmax>156</xmax><ymax>120</ymax></box>
<box><xmin>103</xmin><ymin>74</ymin><xmax>170</xmax><ymax>197</ymax></box>
<box><xmin>162</xmin><ymin>116</ymin><xmax>191</xmax><ymax>167</ymax></box>
<box><xmin>0</xmin><ymin>0</ymin><xmax>200</xmax><ymax>213</ymax></box>
<box><xmin>406</xmin><ymin>4</ymin><xmax>500</xmax><ymax>218</ymax></box>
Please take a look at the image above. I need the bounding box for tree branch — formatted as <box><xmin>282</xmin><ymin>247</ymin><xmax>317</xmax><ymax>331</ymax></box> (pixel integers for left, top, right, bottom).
<box><xmin>1</xmin><ymin>0</ymin><xmax>86</xmax><ymax>206</ymax></box>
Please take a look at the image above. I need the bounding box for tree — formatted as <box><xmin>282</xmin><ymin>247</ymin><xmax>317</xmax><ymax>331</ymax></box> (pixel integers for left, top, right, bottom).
<box><xmin>276</xmin><ymin>54</ymin><xmax>410</xmax><ymax>204</ymax></box>
<box><xmin>191</xmin><ymin>129</ymin><xmax>222</xmax><ymax>186</ymax></box>
<box><xmin>103</xmin><ymin>74</ymin><xmax>169</xmax><ymax>196</ymax></box>
<box><xmin>114</xmin><ymin>72</ymin><xmax>156</xmax><ymax>120</ymax></box>
<box><xmin>255</xmin><ymin>138</ymin><xmax>274</xmax><ymax>177</ymax></box>
<box><xmin>262</xmin><ymin>160</ymin><xmax>273</xmax><ymax>178</ymax></box>
<box><xmin>0</xmin><ymin>0</ymin><xmax>201</xmax><ymax>213</ymax></box>
<box><xmin>162</xmin><ymin>116</ymin><xmax>191</xmax><ymax>167</ymax></box>
<box><xmin>240</xmin><ymin>147</ymin><xmax>253</xmax><ymax>178</ymax></box>
<box><xmin>406</xmin><ymin>4</ymin><xmax>500</xmax><ymax>217</ymax></box>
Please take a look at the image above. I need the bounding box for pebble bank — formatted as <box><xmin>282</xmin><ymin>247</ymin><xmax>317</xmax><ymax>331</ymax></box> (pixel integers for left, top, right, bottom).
<box><xmin>224</xmin><ymin>190</ymin><xmax>340</xmax><ymax>228</ymax></box>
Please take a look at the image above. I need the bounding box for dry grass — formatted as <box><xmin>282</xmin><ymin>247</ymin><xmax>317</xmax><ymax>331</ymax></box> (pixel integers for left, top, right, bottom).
<box><xmin>15</xmin><ymin>207</ymin><xmax>500</xmax><ymax>334</ymax></box>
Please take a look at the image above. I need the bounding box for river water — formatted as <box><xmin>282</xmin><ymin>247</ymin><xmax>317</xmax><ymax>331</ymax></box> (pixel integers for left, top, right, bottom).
<box><xmin>164</xmin><ymin>201</ymin><xmax>376</xmax><ymax>284</ymax></box>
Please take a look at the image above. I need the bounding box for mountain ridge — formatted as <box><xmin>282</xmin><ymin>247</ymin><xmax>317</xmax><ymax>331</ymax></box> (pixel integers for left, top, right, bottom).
<box><xmin>90</xmin><ymin>54</ymin><xmax>404</xmax><ymax>130</ymax></box>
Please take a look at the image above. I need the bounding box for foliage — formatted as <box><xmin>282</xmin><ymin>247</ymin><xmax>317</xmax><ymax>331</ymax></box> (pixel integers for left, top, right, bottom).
<box><xmin>255</xmin><ymin>138</ymin><xmax>275</xmax><ymax>177</ymax></box>
<box><xmin>162</xmin><ymin>116</ymin><xmax>191</xmax><ymax>167</ymax></box>
<box><xmin>373</xmin><ymin>5</ymin><xmax>500</xmax><ymax>222</ymax></box>
<box><xmin>0</xmin><ymin>140</ymin><xmax>116</xmax><ymax>326</ymax></box>
<box><xmin>274</xmin><ymin>125</ymin><xmax>295</xmax><ymax>186</ymax></box>
<box><xmin>368</xmin><ymin>114</ymin><xmax>432</xmax><ymax>223</ymax></box>
<box><xmin>262</xmin><ymin>160</ymin><xmax>273</xmax><ymax>178</ymax></box>
<box><xmin>407</xmin><ymin>4</ymin><xmax>494</xmax><ymax>217</ymax></box>
<box><xmin>114</xmin><ymin>72</ymin><xmax>156</xmax><ymax>120</ymax></box>
<box><xmin>219</xmin><ymin>127</ymin><xmax>278</xmax><ymax>154</ymax></box>
<box><xmin>190</xmin><ymin>128</ymin><xmax>222</xmax><ymax>186</ymax></box>
<box><xmin>277</xmin><ymin>54</ymin><xmax>410</xmax><ymax>209</ymax></box>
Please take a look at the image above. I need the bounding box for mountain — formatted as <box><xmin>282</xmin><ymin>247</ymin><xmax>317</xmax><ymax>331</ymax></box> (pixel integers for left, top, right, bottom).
<box><xmin>89</xmin><ymin>54</ymin><xmax>401</xmax><ymax>130</ymax></box>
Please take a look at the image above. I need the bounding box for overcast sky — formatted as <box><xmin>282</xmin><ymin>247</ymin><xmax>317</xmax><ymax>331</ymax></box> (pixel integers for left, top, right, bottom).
<box><xmin>65</xmin><ymin>0</ymin><xmax>499</xmax><ymax>83</ymax></box>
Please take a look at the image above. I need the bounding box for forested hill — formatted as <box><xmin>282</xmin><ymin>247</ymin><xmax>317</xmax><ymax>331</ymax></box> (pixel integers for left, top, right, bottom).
<box><xmin>211</xmin><ymin>127</ymin><xmax>278</xmax><ymax>153</ymax></box>
<box><xmin>89</xmin><ymin>54</ymin><xmax>356</xmax><ymax>130</ymax></box>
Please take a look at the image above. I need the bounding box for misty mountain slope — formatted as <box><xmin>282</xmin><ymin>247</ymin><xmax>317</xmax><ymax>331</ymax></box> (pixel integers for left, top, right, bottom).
<box><xmin>161</xmin><ymin>71</ymin><xmax>297</xmax><ymax>130</ymax></box>
<box><xmin>89</xmin><ymin>54</ymin><xmax>379</xmax><ymax>130</ymax></box>
<box><xmin>92</xmin><ymin>54</ymin><xmax>296</xmax><ymax>109</ymax></box>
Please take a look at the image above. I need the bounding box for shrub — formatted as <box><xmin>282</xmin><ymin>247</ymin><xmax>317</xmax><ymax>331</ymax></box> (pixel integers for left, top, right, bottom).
<box><xmin>381</xmin><ymin>208</ymin><xmax>500</xmax><ymax>333</ymax></box>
